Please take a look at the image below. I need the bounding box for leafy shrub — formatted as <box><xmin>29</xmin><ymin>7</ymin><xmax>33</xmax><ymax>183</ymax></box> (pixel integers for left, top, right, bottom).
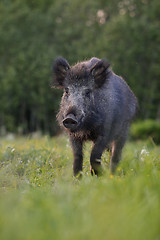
<box><xmin>130</xmin><ymin>120</ymin><xmax>160</xmax><ymax>144</ymax></box>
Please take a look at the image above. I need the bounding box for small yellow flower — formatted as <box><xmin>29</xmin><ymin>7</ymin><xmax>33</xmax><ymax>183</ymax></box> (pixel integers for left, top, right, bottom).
<box><xmin>131</xmin><ymin>169</ymin><xmax>134</xmax><ymax>171</ymax></box>
<box><xmin>110</xmin><ymin>174</ymin><xmax>114</xmax><ymax>179</ymax></box>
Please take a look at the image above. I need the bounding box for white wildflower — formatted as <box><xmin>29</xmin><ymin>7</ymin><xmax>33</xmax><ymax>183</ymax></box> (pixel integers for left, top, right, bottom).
<box><xmin>11</xmin><ymin>148</ymin><xmax>15</xmax><ymax>153</ymax></box>
<box><xmin>139</xmin><ymin>147</ymin><xmax>149</xmax><ymax>161</ymax></box>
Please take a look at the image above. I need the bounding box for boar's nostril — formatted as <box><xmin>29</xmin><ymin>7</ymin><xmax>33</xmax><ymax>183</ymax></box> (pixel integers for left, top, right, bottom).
<box><xmin>63</xmin><ymin>114</ymin><xmax>78</xmax><ymax>129</ymax></box>
<box><xmin>63</xmin><ymin>118</ymin><xmax>77</xmax><ymax>129</ymax></box>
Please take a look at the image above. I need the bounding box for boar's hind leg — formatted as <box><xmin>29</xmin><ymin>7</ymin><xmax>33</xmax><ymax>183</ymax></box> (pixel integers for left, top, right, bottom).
<box><xmin>90</xmin><ymin>137</ymin><xmax>107</xmax><ymax>176</ymax></box>
<box><xmin>70</xmin><ymin>137</ymin><xmax>83</xmax><ymax>177</ymax></box>
<box><xmin>110</xmin><ymin>134</ymin><xmax>128</xmax><ymax>174</ymax></box>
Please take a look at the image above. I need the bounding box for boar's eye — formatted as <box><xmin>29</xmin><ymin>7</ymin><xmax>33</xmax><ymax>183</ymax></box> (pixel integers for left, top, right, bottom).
<box><xmin>64</xmin><ymin>88</ymin><xmax>69</xmax><ymax>95</ymax></box>
<box><xmin>84</xmin><ymin>89</ymin><xmax>91</xmax><ymax>98</ymax></box>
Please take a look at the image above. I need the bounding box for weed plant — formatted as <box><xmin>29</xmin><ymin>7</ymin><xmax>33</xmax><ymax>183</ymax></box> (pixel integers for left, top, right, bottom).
<box><xmin>0</xmin><ymin>136</ymin><xmax>160</xmax><ymax>240</ymax></box>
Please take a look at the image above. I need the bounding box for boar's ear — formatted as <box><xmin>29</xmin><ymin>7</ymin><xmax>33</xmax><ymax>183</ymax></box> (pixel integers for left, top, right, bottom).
<box><xmin>90</xmin><ymin>59</ymin><xmax>110</xmax><ymax>88</ymax></box>
<box><xmin>52</xmin><ymin>57</ymin><xmax>70</xmax><ymax>88</ymax></box>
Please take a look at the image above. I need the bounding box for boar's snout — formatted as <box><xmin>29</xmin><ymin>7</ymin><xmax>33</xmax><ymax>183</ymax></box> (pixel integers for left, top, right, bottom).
<box><xmin>63</xmin><ymin>114</ymin><xmax>78</xmax><ymax>130</ymax></box>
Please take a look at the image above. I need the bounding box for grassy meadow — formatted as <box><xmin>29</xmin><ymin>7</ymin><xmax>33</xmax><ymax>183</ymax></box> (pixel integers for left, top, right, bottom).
<box><xmin>0</xmin><ymin>135</ymin><xmax>160</xmax><ymax>240</ymax></box>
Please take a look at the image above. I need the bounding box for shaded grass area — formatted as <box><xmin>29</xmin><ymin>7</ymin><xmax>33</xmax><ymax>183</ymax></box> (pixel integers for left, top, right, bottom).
<box><xmin>0</xmin><ymin>135</ymin><xmax>160</xmax><ymax>240</ymax></box>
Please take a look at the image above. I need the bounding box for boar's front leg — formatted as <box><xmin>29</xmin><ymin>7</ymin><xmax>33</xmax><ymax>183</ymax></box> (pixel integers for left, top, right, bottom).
<box><xmin>90</xmin><ymin>136</ymin><xmax>107</xmax><ymax>176</ymax></box>
<box><xmin>70</xmin><ymin>136</ymin><xmax>83</xmax><ymax>177</ymax></box>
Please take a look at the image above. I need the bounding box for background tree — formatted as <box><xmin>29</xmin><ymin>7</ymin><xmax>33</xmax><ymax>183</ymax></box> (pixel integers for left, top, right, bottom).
<box><xmin>0</xmin><ymin>0</ymin><xmax>159</xmax><ymax>135</ymax></box>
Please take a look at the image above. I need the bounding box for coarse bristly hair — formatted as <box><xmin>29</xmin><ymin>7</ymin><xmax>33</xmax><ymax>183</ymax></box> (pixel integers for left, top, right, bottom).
<box><xmin>52</xmin><ymin>56</ymin><xmax>70</xmax><ymax>88</ymax></box>
<box><xmin>52</xmin><ymin>57</ymin><xmax>111</xmax><ymax>88</ymax></box>
<box><xmin>52</xmin><ymin>56</ymin><xmax>137</xmax><ymax>177</ymax></box>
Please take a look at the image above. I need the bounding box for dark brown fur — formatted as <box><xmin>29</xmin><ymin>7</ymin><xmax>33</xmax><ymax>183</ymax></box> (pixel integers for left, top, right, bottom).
<box><xmin>53</xmin><ymin>57</ymin><xmax>137</xmax><ymax>177</ymax></box>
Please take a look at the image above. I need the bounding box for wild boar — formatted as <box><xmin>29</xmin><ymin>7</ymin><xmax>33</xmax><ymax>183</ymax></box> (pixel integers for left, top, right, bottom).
<box><xmin>52</xmin><ymin>57</ymin><xmax>137</xmax><ymax>177</ymax></box>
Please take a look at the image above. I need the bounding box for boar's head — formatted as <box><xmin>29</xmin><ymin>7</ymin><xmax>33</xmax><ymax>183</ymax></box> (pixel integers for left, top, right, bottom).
<box><xmin>53</xmin><ymin>57</ymin><xmax>110</xmax><ymax>133</ymax></box>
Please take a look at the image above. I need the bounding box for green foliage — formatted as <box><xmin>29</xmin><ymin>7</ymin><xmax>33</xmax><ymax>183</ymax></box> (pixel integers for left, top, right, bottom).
<box><xmin>0</xmin><ymin>136</ymin><xmax>160</xmax><ymax>240</ymax></box>
<box><xmin>102</xmin><ymin>0</ymin><xmax>160</xmax><ymax>119</ymax></box>
<box><xmin>130</xmin><ymin>120</ymin><xmax>160</xmax><ymax>144</ymax></box>
<box><xmin>0</xmin><ymin>0</ymin><xmax>60</xmax><ymax>134</ymax></box>
<box><xmin>0</xmin><ymin>0</ymin><xmax>160</xmax><ymax>134</ymax></box>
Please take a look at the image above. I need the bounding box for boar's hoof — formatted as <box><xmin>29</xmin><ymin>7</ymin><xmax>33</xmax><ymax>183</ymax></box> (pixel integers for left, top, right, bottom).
<box><xmin>63</xmin><ymin>114</ymin><xmax>78</xmax><ymax>129</ymax></box>
<box><xmin>90</xmin><ymin>160</ymin><xmax>103</xmax><ymax>176</ymax></box>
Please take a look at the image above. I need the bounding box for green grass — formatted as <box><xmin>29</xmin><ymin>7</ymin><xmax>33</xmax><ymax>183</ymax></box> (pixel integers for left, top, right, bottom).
<box><xmin>0</xmin><ymin>135</ymin><xmax>160</xmax><ymax>240</ymax></box>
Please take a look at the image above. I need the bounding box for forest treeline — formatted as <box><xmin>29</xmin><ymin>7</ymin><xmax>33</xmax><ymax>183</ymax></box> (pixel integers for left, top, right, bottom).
<box><xmin>0</xmin><ymin>0</ymin><xmax>160</xmax><ymax>135</ymax></box>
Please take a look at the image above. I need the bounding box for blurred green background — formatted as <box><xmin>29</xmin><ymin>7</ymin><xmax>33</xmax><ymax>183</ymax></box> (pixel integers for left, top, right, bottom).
<box><xmin>0</xmin><ymin>0</ymin><xmax>160</xmax><ymax>136</ymax></box>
